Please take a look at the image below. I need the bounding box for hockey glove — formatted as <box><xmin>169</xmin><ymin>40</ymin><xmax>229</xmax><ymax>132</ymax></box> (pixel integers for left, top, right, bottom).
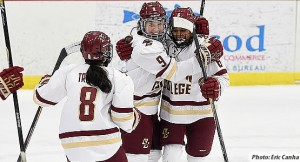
<box><xmin>0</xmin><ymin>66</ymin><xmax>24</xmax><ymax>100</ymax></box>
<box><xmin>199</xmin><ymin>77</ymin><xmax>220</xmax><ymax>100</ymax></box>
<box><xmin>195</xmin><ymin>16</ymin><xmax>209</xmax><ymax>37</ymax></box>
<box><xmin>116</xmin><ymin>37</ymin><xmax>133</xmax><ymax>61</ymax></box>
<box><xmin>201</xmin><ymin>37</ymin><xmax>224</xmax><ymax>63</ymax></box>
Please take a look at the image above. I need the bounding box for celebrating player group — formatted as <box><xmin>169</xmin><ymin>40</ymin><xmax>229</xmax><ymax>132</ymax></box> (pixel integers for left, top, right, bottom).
<box><xmin>1</xmin><ymin>1</ymin><xmax>230</xmax><ymax>162</ymax></box>
<box><xmin>115</xmin><ymin>2</ymin><xmax>229</xmax><ymax>162</ymax></box>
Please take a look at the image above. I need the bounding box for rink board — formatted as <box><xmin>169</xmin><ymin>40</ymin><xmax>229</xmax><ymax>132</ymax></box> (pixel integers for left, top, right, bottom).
<box><xmin>0</xmin><ymin>1</ymin><xmax>299</xmax><ymax>87</ymax></box>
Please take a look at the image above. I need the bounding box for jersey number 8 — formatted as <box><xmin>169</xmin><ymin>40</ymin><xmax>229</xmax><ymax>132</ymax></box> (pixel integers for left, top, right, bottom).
<box><xmin>79</xmin><ymin>87</ymin><xmax>97</xmax><ymax>121</ymax></box>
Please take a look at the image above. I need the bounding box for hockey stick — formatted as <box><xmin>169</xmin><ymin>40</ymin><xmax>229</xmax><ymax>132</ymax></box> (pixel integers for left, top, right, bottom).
<box><xmin>16</xmin><ymin>41</ymin><xmax>81</xmax><ymax>162</ymax></box>
<box><xmin>194</xmin><ymin>0</ymin><xmax>229</xmax><ymax>162</ymax></box>
<box><xmin>1</xmin><ymin>0</ymin><xmax>27</xmax><ymax>161</ymax></box>
<box><xmin>199</xmin><ymin>0</ymin><xmax>205</xmax><ymax>16</ymax></box>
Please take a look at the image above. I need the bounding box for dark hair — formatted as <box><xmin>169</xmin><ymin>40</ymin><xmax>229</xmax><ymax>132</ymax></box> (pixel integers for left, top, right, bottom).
<box><xmin>85</xmin><ymin>60</ymin><xmax>112</xmax><ymax>93</ymax></box>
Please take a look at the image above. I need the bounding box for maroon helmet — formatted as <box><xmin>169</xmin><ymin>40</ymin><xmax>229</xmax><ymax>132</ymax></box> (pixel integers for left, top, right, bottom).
<box><xmin>169</xmin><ymin>7</ymin><xmax>195</xmax><ymax>48</ymax></box>
<box><xmin>138</xmin><ymin>1</ymin><xmax>167</xmax><ymax>41</ymax></box>
<box><xmin>140</xmin><ymin>1</ymin><xmax>166</xmax><ymax>19</ymax></box>
<box><xmin>81</xmin><ymin>31</ymin><xmax>113</xmax><ymax>63</ymax></box>
<box><xmin>170</xmin><ymin>7</ymin><xmax>195</xmax><ymax>33</ymax></box>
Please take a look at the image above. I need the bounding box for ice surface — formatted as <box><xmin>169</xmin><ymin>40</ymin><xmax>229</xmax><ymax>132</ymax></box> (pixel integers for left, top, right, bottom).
<box><xmin>1</xmin><ymin>85</ymin><xmax>300</xmax><ymax>162</ymax></box>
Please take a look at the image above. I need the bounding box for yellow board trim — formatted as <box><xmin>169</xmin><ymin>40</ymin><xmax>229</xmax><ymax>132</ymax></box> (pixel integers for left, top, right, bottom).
<box><xmin>21</xmin><ymin>72</ymin><xmax>300</xmax><ymax>90</ymax></box>
<box><xmin>62</xmin><ymin>137</ymin><xmax>121</xmax><ymax>149</ymax></box>
<box><xmin>22</xmin><ymin>76</ymin><xmax>42</xmax><ymax>89</ymax></box>
<box><xmin>229</xmin><ymin>72</ymin><xmax>300</xmax><ymax>86</ymax></box>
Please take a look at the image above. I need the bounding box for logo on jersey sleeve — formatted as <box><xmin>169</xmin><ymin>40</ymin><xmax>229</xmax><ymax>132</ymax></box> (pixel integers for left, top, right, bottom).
<box><xmin>143</xmin><ymin>39</ymin><xmax>153</xmax><ymax>46</ymax></box>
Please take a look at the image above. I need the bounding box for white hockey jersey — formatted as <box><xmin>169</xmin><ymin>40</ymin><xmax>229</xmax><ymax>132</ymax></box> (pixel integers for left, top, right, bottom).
<box><xmin>160</xmin><ymin>37</ymin><xmax>230</xmax><ymax>124</ymax></box>
<box><xmin>33</xmin><ymin>64</ymin><xmax>135</xmax><ymax>162</ymax></box>
<box><xmin>126</xmin><ymin>35</ymin><xmax>203</xmax><ymax>115</ymax></box>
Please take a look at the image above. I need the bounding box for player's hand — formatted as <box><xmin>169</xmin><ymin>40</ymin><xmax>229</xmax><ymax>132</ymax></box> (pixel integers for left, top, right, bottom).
<box><xmin>0</xmin><ymin>66</ymin><xmax>24</xmax><ymax>100</ymax></box>
<box><xmin>199</xmin><ymin>77</ymin><xmax>220</xmax><ymax>100</ymax></box>
<box><xmin>37</xmin><ymin>75</ymin><xmax>51</xmax><ymax>88</ymax></box>
<box><xmin>195</xmin><ymin>16</ymin><xmax>209</xmax><ymax>37</ymax></box>
<box><xmin>201</xmin><ymin>37</ymin><xmax>224</xmax><ymax>63</ymax></box>
<box><xmin>207</xmin><ymin>37</ymin><xmax>223</xmax><ymax>62</ymax></box>
<box><xmin>116</xmin><ymin>36</ymin><xmax>133</xmax><ymax>61</ymax></box>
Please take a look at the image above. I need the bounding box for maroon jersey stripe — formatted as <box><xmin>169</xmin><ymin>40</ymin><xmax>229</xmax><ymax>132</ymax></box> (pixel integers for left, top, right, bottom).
<box><xmin>111</xmin><ymin>105</ymin><xmax>133</xmax><ymax>113</ymax></box>
<box><xmin>162</xmin><ymin>95</ymin><xmax>210</xmax><ymax>106</ymax></box>
<box><xmin>156</xmin><ymin>59</ymin><xmax>172</xmax><ymax>78</ymax></box>
<box><xmin>134</xmin><ymin>91</ymin><xmax>161</xmax><ymax>100</ymax></box>
<box><xmin>214</xmin><ymin>69</ymin><xmax>228</xmax><ymax>76</ymax></box>
<box><xmin>35</xmin><ymin>90</ymin><xmax>57</xmax><ymax>105</ymax></box>
<box><xmin>59</xmin><ymin>127</ymin><xmax>119</xmax><ymax>139</ymax></box>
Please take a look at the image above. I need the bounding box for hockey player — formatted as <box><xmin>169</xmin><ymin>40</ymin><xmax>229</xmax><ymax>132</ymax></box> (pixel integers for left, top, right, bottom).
<box><xmin>0</xmin><ymin>66</ymin><xmax>24</xmax><ymax>100</ymax></box>
<box><xmin>160</xmin><ymin>8</ymin><xmax>229</xmax><ymax>162</ymax></box>
<box><xmin>33</xmin><ymin>31</ymin><xmax>140</xmax><ymax>162</ymax></box>
<box><xmin>115</xmin><ymin>2</ymin><xmax>211</xmax><ymax>162</ymax></box>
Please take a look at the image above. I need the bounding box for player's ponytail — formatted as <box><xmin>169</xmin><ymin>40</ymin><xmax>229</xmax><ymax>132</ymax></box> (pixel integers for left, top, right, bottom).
<box><xmin>85</xmin><ymin>60</ymin><xmax>112</xmax><ymax>93</ymax></box>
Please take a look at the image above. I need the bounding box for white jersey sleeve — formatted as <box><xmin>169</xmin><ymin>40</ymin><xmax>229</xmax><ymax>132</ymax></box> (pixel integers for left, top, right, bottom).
<box><xmin>110</xmin><ymin>69</ymin><xmax>136</xmax><ymax>133</ymax></box>
<box><xmin>207</xmin><ymin>58</ymin><xmax>230</xmax><ymax>95</ymax></box>
<box><xmin>131</xmin><ymin>35</ymin><xmax>202</xmax><ymax>83</ymax></box>
<box><xmin>33</xmin><ymin>64</ymin><xmax>76</xmax><ymax>107</ymax></box>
